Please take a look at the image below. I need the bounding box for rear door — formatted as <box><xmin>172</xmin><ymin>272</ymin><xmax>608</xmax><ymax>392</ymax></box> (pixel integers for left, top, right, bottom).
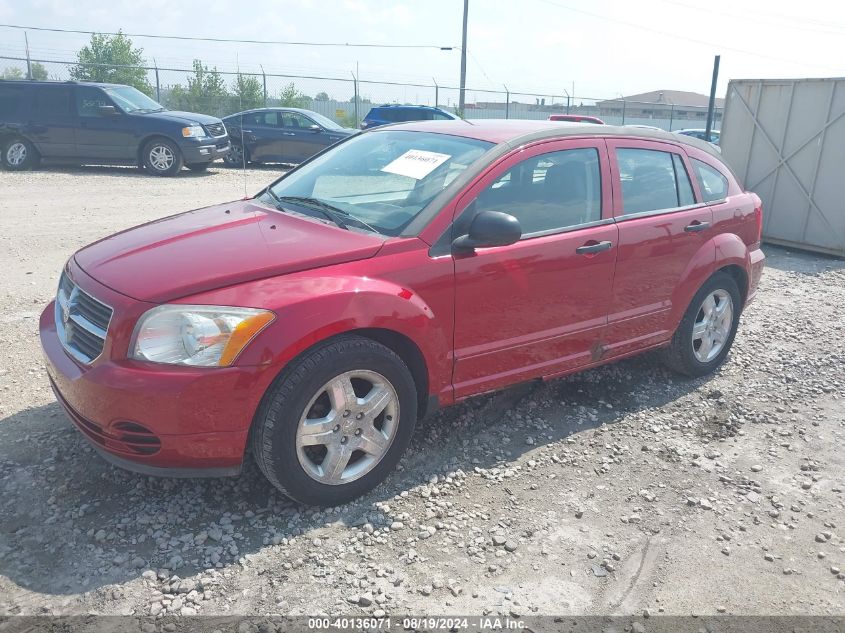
<box><xmin>28</xmin><ymin>85</ymin><xmax>77</xmax><ymax>157</ymax></box>
<box><xmin>74</xmin><ymin>86</ymin><xmax>135</xmax><ymax>160</ymax></box>
<box><xmin>451</xmin><ymin>139</ymin><xmax>618</xmax><ymax>398</ymax></box>
<box><xmin>603</xmin><ymin>139</ymin><xmax>713</xmax><ymax>358</ymax></box>
<box><xmin>242</xmin><ymin>110</ymin><xmax>284</xmax><ymax>163</ymax></box>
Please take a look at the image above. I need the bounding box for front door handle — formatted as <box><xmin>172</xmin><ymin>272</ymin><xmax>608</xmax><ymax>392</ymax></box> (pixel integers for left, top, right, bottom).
<box><xmin>684</xmin><ymin>220</ymin><xmax>710</xmax><ymax>232</ymax></box>
<box><xmin>576</xmin><ymin>240</ymin><xmax>613</xmax><ymax>255</ymax></box>
<box><xmin>281</xmin><ymin>132</ymin><xmax>296</xmax><ymax>136</ymax></box>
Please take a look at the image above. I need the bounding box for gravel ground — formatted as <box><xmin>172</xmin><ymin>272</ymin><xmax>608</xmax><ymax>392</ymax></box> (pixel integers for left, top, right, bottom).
<box><xmin>0</xmin><ymin>163</ymin><xmax>844</xmax><ymax>619</ymax></box>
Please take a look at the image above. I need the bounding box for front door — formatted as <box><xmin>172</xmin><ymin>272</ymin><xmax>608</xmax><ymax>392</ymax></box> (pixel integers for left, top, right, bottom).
<box><xmin>603</xmin><ymin>139</ymin><xmax>714</xmax><ymax>358</ymax></box>
<box><xmin>451</xmin><ymin>139</ymin><xmax>618</xmax><ymax>398</ymax></box>
<box><xmin>278</xmin><ymin>111</ymin><xmax>326</xmax><ymax>163</ymax></box>
<box><xmin>74</xmin><ymin>86</ymin><xmax>135</xmax><ymax>160</ymax></box>
<box><xmin>28</xmin><ymin>85</ymin><xmax>77</xmax><ymax>157</ymax></box>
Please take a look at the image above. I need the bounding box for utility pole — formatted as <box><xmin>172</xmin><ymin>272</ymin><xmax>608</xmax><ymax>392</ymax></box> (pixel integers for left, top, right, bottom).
<box><xmin>458</xmin><ymin>0</ymin><xmax>468</xmax><ymax>113</ymax></box>
<box><xmin>705</xmin><ymin>55</ymin><xmax>721</xmax><ymax>141</ymax></box>
<box><xmin>24</xmin><ymin>31</ymin><xmax>32</xmax><ymax>80</ymax></box>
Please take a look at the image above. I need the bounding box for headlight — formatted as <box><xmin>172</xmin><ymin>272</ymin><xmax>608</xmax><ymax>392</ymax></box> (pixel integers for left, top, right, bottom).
<box><xmin>182</xmin><ymin>125</ymin><xmax>206</xmax><ymax>138</ymax></box>
<box><xmin>131</xmin><ymin>305</ymin><xmax>275</xmax><ymax>367</ymax></box>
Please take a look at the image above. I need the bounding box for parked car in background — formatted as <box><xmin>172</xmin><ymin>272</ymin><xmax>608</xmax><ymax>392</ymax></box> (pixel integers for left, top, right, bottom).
<box><xmin>40</xmin><ymin>120</ymin><xmax>764</xmax><ymax>506</ymax></box>
<box><xmin>676</xmin><ymin>128</ymin><xmax>721</xmax><ymax>146</ymax></box>
<box><xmin>361</xmin><ymin>104</ymin><xmax>458</xmax><ymax>129</ymax></box>
<box><xmin>548</xmin><ymin>114</ymin><xmax>604</xmax><ymax>124</ymax></box>
<box><xmin>0</xmin><ymin>80</ymin><xmax>229</xmax><ymax>175</ymax></box>
<box><xmin>222</xmin><ymin>107</ymin><xmax>355</xmax><ymax>166</ymax></box>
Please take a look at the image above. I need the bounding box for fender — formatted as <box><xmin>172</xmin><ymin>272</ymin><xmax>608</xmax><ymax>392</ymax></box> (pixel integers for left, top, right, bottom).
<box><xmin>181</xmin><ymin>269</ymin><xmax>454</xmax><ymax>405</ymax></box>
<box><xmin>668</xmin><ymin>232</ymin><xmax>751</xmax><ymax>331</ymax></box>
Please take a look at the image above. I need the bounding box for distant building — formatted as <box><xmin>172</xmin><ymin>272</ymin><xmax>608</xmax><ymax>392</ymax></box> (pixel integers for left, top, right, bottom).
<box><xmin>597</xmin><ymin>90</ymin><xmax>724</xmax><ymax>121</ymax></box>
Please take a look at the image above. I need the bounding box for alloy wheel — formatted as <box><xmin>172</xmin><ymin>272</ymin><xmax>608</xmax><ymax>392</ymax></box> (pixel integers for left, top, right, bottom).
<box><xmin>691</xmin><ymin>289</ymin><xmax>733</xmax><ymax>363</ymax></box>
<box><xmin>149</xmin><ymin>145</ymin><xmax>174</xmax><ymax>171</ymax></box>
<box><xmin>6</xmin><ymin>142</ymin><xmax>27</xmax><ymax>166</ymax></box>
<box><xmin>295</xmin><ymin>369</ymin><xmax>399</xmax><ymax>485</ymax></box>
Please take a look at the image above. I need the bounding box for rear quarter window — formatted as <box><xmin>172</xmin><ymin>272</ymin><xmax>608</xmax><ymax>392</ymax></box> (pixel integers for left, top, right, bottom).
<box><xmin>692</xmin><ymin>159</ymin><xmax>729</xmax><ymax>202</ymax></box>
<box><xmin>0</xmin><ymin>85</ymin><xmax>25</xmax><ymax>118</ymax></box>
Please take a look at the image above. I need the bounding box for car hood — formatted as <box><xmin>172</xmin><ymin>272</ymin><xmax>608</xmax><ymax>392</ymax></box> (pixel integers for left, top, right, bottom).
<box><xmin>74</xmin><ymin>200</ymin><xmax>384</xmax><ymax>303</ymax></box>
<box><xmin>137</xmin><ymin>110</ymin><xmax>223</xmax><ymax>126</ymax></box>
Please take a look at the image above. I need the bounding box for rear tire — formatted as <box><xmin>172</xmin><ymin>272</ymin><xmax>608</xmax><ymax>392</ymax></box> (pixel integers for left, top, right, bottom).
<box><xmin>186</xmin><ymin>162</ymin><xmax>210</xmax><ymax>172</ymax></box>
<box><xmin>142</xmin><ymin>138</ymin><xmax>183</xmax><ymax>177</ymax></box>
<box><xmin>251</xmin><ymin>336</ymin><xmax>418</xmax><ymax>506</ymax></box>
<box><xmin>2</xmin><ymin>137</ymin><xmax>39</xmax><ymax>171</ymax></box>
<box><xmin>661</xmin><ymin>272</ymin><xmax>742</xmax><ymax>377</ymax></box>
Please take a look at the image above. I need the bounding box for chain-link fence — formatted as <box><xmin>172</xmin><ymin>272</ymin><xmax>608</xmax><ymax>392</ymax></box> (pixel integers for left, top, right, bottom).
<box><xmin>0</xmin><ymin>55</ymin><xmax>723</xmax><ymax>131</ymax></box>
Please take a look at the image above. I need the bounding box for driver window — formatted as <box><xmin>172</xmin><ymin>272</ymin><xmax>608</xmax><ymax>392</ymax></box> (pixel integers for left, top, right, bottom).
<box><xmin>281</xmin><ymin>112</ymin><xmax>313</xmax><ymax>129</ymax></box>
<box><xmin>76</xmin><ymin>87</ymin><xmax>112</xmax><ymax>118</ymax></box>
<box><xmin>474</xmin><ymin>148</ymin><xmax>602</xmax><ymax>236</ymax></box>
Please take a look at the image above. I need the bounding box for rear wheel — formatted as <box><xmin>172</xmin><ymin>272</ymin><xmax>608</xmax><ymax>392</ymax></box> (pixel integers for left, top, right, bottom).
<box><xmin>251</xmin><ymin>336</ymin><xmax>417</xmax><ymax>506</ymax></box>
<box><xmin>661</xmin><ymin>272</ymin><xmax>741</xmax><ymax>377</ymax></box>
<box><xmin>142</xmin><ymin>138</ymin><xmax>183</xmax><ymax>176</ymax></box>
<box><xmin>2</xmin><ymin>137</ymin><xmax>39</xmax><ymax>171</ymax></box>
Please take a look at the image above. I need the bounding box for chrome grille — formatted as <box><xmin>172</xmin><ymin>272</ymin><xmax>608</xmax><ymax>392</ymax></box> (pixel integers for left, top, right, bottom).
<box><xmin>55</xmin><ymin>273</ymin><xmax>113</xmax><ymax>364</ymax></box>
<box><xmin>204</xmin><ymin>122</ymin><xmax>226</xmax><ymax>137</ymax></box>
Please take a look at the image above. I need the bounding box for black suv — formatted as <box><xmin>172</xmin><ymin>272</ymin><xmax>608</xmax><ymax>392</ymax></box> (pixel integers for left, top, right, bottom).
<box><xmin>0</xmin><ymin>80</ymin><xmax>230</xmax><ymax>176</ymax></box>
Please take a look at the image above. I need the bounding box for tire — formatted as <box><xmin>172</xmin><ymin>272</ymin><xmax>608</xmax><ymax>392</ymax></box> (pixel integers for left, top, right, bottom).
<box><xmin>186</xmin><ymin>162</ymin><xmax>210</xmax><ymax>172</ymax></box>
<box><xmin>223</xmin><ymin>144</ymin><xmax>248</xmax><ymax>167</ymax></box>
<box><xmin>661</xmin><ymin>271</ymin><xmax>742</xmax><ymax>377</ymax></box>
<box><xmin>251</xmin><ymin>336</ymin><xmax>418</xmax><ymax>506</ymax></box>
<box><xmin>2</xmin><ymin>137</ymin><xmax>39</xmax><ymax>171</ymax></box>
<box><xmin>141</xmin><ymin>138</ymin><xmax>183</xmax><ymax>176</ymax></box>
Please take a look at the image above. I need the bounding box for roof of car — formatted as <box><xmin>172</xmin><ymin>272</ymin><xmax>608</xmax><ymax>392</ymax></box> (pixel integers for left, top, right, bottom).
<box><xmin>0</xmin><ymin>79</ymin><xmax>129</xmax><ymax>89</ymax></box>
<box><xmin>381</xmin><ymin>119</ymin><xmax>722</xmax><ymax>159</ymax></box>
<box><xmin>372</xmin><ymin>104</ymin><xmax>445</xmax><ymax>110</ymax></box>
<box><xmin>223</xmin><ymin>107</ymin><xmax>319</xmax><ymax>117</ymax></box>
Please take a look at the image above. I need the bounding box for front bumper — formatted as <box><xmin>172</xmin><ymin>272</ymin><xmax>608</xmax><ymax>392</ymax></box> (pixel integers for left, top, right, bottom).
<box><xmin>180</xmin><ymin>137</ymin><xmax>231</xmax><ymax>164</ymax></box>
<box><xmin>39</xmin><ymin>293</ymin><xmax>274</xmax><ymax>476</ymax></box>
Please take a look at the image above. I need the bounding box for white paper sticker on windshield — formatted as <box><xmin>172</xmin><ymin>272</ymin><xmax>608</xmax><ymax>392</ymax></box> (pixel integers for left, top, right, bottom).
<box><xmin>381</xmin><ymin>149</ymin><xmax>451</xmax><ymax>180</ymax></box>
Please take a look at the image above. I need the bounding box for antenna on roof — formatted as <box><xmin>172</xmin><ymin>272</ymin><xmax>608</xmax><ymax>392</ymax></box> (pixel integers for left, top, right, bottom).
<box><xmin>236</xmin><ymin>54</ymin><xmax>247</xmax><ymax>200</ymax></box>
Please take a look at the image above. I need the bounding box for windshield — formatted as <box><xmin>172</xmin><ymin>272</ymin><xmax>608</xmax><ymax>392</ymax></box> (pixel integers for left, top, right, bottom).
<box><xmin>307</xmin><ymin>111</ymin><xmax>344</xmax><ymax>130</ymax></box>
<box><xmin>105</xmin><ymin>86</ymin><xmax>165</xmax><ymax>113</ymax></box>
<box><xmin>263</xmin><ymin>130</ymin><xmax>493</xmax><ymax>236</ymax></box>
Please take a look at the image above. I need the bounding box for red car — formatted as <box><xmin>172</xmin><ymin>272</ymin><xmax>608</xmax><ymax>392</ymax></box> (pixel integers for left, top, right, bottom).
<box><xmin>549</xmin><ymin>114</ymin><xmax>605</xmax><ymax>124</ymax></box>
<box><xmin>40</xmin><ymin>120</ymin><xmax>765</xmax><ymax>505</ymax></box>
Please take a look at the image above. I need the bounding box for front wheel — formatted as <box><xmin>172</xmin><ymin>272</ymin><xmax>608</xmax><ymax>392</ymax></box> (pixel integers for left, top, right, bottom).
<box><xmin>223</xmin><ymin>144</ymin><xmax>248</xmax><ymax>167</ymax></box>
<box><xmin>2</xmin><ymin>137</ymin><xmax>39</xmax><ymax>171</ymax></box>
<box><xmin>142</xmin><ymin>138</ymin><xmax>184</xmax><ymax>176</ymax></box>
<box><xmin>251</xmin><ymin>336</ymin><xmax>417</xmax><ymax>505</ymax></box>
<box><xmin>661</xmin><ymin>272</ymin><xmax>742</xmax><ymax>377</ymax></box>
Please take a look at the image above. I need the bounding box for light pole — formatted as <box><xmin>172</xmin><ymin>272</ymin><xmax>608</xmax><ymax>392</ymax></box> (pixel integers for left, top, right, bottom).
<box><xmin>458</xmin><ymin>0</ymin><xmax>468</xmax><ymax>114</ymax></box>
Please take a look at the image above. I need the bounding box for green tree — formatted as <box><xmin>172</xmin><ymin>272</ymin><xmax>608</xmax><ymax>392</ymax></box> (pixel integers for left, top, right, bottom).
<box><xmin>233</xmin><ymin>73</ymin><xmax>263</xmax><ymax>110</ymax></box>
<box><xmin>279</xmin><ymin>82</ymin><xmax>309</xmax><ymax>108</ymax></box>
<box><xmin>1</xmin><ymin>66</ymin><xmax>23</xmax><ymax>79</ymax></box>
<box><xmin>169</xmin><ymin>60</ymin><xmax>229</xmax><ymax>115</ymax></box>
<box><xmin>69</xmin><ymin>31</ymin><xmax>153</xmax><ymax>95</ymax></box>
<box><xmin>1</xmin><ymin>62</ymin><xmax>49</xmax><ymax>80</ymax></box>
<box><xmin>314</xmin><ymin>91</ymin><xmax>330</xmax><ymax>101</ymax></box>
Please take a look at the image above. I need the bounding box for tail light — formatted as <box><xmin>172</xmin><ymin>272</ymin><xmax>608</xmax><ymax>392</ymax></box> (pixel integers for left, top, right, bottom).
<box><xmin>752</xmin><ymin>193</ymin><xmax>763</xmax><ymax>244</ymax></box>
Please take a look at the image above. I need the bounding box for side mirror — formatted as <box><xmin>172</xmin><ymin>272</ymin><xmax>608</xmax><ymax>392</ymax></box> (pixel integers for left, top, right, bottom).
<box><xmin>308</xmin><ymin>124</ymin><xmax>322</xmax><ymax>132</ymax></box>
<box><xmin>98</xmin><ymin>105</ymin><xmax>119</xmax><ymax>117</ymax></box>
<box><xmin>452</xmin><ymin>210</ymin><xmax>521</xmax><ymax>251</ymax></box>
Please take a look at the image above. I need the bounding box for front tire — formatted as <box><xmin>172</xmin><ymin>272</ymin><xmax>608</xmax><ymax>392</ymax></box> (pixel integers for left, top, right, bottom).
<box><xmin>223</xmin><ymin>144</ymin><xmax>248</xmax><ymax>167</ymax></box>
<box><xmin>142</xmin><ymin>138</ymin><xmax>183</xmax><ymax>176</ymax></box>
<box><xmin>251</xmin><ymin>336</ymin><xmax>417</xmax><ymax>506</ymax></box>
<box><xmin>661</xmin><ymin>272</ymin><xmax>742</xmax><ymax>377</ymax></box>
<box><xmin>2</xmin><ymin>137</ymin><xmax>39</xmax><ymax>171</ymax></box>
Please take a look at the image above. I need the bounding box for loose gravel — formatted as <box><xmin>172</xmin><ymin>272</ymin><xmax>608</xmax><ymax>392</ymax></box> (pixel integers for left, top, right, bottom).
<box><xmin>0</xmin><ymin>163</ymin><xmax>843</xmax><ymax>617</ymax></box>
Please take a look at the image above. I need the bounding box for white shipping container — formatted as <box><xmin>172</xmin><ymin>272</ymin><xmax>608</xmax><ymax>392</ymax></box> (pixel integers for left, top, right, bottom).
<box><xmin>720</xmin><ymin>78</ymin><xmax>845</xmax><ymax>257</ymax></box>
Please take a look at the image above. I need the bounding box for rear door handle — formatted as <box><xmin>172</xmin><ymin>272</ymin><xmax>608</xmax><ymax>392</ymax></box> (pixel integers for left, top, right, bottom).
<box><xmin>684</xmin><ymin>221</ymin><xmax>710</xmax><ymax>232</ymax></box>
<box><xmin>281</xmin><ymin>131</ymin><xmax>296</xmax><ymax>136</ymax></box>
<box><xmin>576</xmin><ymin>240</ymin><xmax>613</xmax><ymax>255</ymax></box>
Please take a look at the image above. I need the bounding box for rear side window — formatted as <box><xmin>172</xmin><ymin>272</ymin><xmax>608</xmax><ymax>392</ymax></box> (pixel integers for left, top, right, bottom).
<box><xmin>34</xmin><ymin>87</ymin><xmax>72</xmax><ymax>116</ymax></box>
<box><xmin>692</xmin><ymin>159</ymin><xmax>729</xmax><ymax>202</ymax></box>
<box><xmin>0</xmin><ymin>85</ymin><xmax>25</xmax><ymax>117</ymax></box>
<box><xmin>475</xmin><ymin>147</ymin><xmax>602</xmax><ymax>235</ymax></box>
<box><xmin>617</xmin><ymin>148</ymin><xmax>694</xmax><ymax>215</ymax></box>
<box><xmin>431</xmin><ymin>111</ymin><xmax>452</xmax><ymax>120</ymax></box>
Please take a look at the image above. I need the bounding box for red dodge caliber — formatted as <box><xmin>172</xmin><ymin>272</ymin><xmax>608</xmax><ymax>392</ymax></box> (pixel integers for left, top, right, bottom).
<box><xmin>40</xmin><ymin>120</ymin><xmax>765</xmax><ymax>505</ymax></box>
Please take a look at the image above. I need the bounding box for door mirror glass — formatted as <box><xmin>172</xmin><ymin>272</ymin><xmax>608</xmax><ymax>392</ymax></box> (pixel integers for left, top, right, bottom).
<box><xmin>453</xmin><ymin>210</ymin><xmax>521</xmax><ymax>251</ymax></box>
<box><xmin>98</xmin><ymin>105</ymin><xmax>119</xmax><ymax>117</ymax></box>
<box><xmin>308</xmin><ymin>124</ymin><xmax>322</xmax><ymax>132</ymax></box>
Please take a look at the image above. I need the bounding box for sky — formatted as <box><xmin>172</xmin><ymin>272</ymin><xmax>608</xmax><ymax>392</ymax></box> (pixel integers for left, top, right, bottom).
<box><xmin>1</xmin><ymin>0</ymin><xmax>845</xmax><ymax>105</ymax></box>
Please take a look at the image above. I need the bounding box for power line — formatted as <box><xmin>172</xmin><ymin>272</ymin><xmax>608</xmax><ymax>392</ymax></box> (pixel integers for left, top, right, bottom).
<box><xmin>0</xmin><ymin>23</ymin><xmax>458</xmax><ymax>50</ymax></box>
<box><xmin>533</xmin><ymin>0</ymin><xmax>845</xmax><ymax>73</ymax></box>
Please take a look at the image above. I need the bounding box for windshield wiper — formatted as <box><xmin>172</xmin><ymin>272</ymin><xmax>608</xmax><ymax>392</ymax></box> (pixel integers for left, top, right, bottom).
<box><xmin>275</xmin><ymin>196</ymin><xmax>381</xmax><ymax>234</ymax></box>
